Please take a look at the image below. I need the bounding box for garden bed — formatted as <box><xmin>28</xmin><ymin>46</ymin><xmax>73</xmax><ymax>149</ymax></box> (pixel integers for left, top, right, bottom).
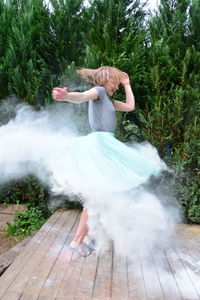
<box><xmin>0</xmin><ymin>204</ymin><xmax>27</xmax><ymax>255</ymax></box>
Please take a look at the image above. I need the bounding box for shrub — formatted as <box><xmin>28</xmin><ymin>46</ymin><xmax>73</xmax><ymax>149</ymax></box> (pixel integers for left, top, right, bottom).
<box><xmin>0</xmin><ymin>175</ymin><xmax>49</xmax><ymax>211</ymax></box>
<box><xmin>188</xmin><ymin>205</ymin><xmax>200</xmax><ymax>224</ymax></box>
<box><xmin>5</xmin><ymin>206</ymin><xmax>47</xmax><ymax>239</ymax></box>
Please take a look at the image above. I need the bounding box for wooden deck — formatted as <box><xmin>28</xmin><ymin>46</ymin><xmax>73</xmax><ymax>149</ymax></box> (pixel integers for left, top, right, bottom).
<box><xmin>0</xmin><ymin>209</ymin><xmax>200</xmax><ymax>300</ymax></box>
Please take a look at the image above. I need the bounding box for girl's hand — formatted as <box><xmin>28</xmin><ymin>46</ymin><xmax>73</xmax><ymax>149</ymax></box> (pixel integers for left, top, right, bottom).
<box><xmin>52</xmin><ymin>87</ymin><xmax>68</xmax><ymax>101</ymax></box>
<box><xmin>120</xmin><ymin>72</ymin><xmax>130</xmax><ymax>86</ymax></box>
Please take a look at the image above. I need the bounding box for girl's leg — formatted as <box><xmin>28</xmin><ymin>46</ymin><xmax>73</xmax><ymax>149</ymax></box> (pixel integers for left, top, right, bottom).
<box><xmin>73</xmin><ymin>208</ymin><xmax>88</xmax><ymax>244</ymax></box>
<box><xmin>70</xmin><ymin>209</ymin><xmax>95</xmax><ymax>256</ymax></box>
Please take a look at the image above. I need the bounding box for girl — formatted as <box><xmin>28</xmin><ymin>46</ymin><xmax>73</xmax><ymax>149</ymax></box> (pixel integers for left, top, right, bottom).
<box><xmin>52</xmin><ymin>66</ymin><xmax>164</xmax><ymax>256</ymax></box>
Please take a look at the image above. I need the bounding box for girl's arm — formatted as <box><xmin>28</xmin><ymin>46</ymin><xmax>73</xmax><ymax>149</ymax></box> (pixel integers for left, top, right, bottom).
<box><xmin>114</xmin><ymin>73</ymin><xmax>135</xmax><ymax>112</ymax></box>
<box><xmin>52</xmin><ymin>87</ymin><xmax>99</xmax><ymax>103</ymax></box>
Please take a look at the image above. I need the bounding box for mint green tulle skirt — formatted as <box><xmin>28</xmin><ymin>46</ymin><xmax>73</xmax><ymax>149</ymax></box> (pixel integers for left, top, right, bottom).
<box><xmin>61</xmin><ymin>131</ymin><xmax>166</xmax><ymax>194</ymax></box>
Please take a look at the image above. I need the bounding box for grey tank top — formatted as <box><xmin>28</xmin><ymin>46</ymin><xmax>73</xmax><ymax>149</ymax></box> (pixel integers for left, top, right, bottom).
<box><xmin>88</xmin><ymin>86</ymin><xmax>116</xmax><ymax>133</ymax></box>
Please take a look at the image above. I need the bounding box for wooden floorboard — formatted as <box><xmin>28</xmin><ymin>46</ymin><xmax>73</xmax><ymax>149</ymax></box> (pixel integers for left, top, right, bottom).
<box><xmin>152</xmin><ymin>250</ymin><xmax>183</xmax><ymax>300</ymax></box>
<box><xmin>74</xmin><ymin>250</ymin><xmax>98</xmax><ymax>299</ymax></box>
<box><xmin>0</xmin><ymin>210</ymin><xmax>62</xmax><ymax>299</ymax></box>
<box><xmin>164</xmin><ymin>246</ymin><xmax>199</xmax><ymax>300</ymax></box>
<box><xmin>21</xmin><ymin>210</ymin><xmax>80</xmax><ymax>300</ymax></box>
<box><xmin>92</xmin><ymin>248</ymin><xmax>112</xmax><ymax>300</ymax></box>
<box><xmin>141</xmin><ymin>254</ymin><xmax>165</xmax><ymax>300</ymax></box>
<box><xmin>112</xmin><ymin>251</ymin><xmax>129</xmax><ymax>300</ymax></box>
<box><xmin>38</xmin><ymin>211</ymin><xmax>80</xmax><ymax>299</ymax></box>
<box><xmin>127</xmin><ymin>257</ymin><xmax>146</xmax><ymax>300</ymax></box>
<box><xmin>0</xmin><ymin>210</ymin><xmax>200</xmax><ymax>300</ymax></box>
<box><xmin>55</xmin><ymin>251</ymin><xmax>85</xmax><ymax>299</ymax></box>
<box><xmin>172</xmin><ymin>241</ymin><xmax>200</xmax><ymax>297</ymax></box>
<box><xmin>3</xmin><ymin>210</ymin><xmax>71</xmax><ymax>299</ymax></box>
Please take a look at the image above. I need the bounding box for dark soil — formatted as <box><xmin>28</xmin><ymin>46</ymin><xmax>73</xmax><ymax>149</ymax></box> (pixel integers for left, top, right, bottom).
<box><xmin>0</xmin><ymin>204</ymin><xmax>26</xmax><ymax>255</ymax></box>
<box><xmin>0</xmin><ymin>231</ymin><xmax>18</xmax><ymax>255</ymax></box>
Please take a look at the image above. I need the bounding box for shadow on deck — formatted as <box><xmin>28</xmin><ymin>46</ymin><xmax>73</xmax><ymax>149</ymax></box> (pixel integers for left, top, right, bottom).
<box><xmin>0</xmin><ymin>209</ymin><xmax>200</xmax><ymax>300</ymax></box>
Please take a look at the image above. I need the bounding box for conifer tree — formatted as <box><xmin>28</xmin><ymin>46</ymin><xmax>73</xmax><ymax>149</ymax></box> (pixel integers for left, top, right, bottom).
<box><xmin>139</xmin><ymin>0</ymin><xmax>193</xmax><ymax>150</ymax></box>
<box><xmin>50</xmin><ymin>0</ymin><xmax>85</xmax><ymax>68</ymax></box>
<box><xmin>81</xmin><ymin>0</ymin><xmax>146</xmax><ymax>66</ymax></box>
<box><xmin>0</xmin><ymin>0</ymin><xmax>53</xmax><ymax>104</ymax></box>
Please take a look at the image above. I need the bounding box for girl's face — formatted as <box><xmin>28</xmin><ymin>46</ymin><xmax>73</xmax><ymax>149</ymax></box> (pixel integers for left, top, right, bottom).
<box><xmin>104</xmin><ymin>81</ymin><xmax>119</xmax><ymax>96</ymax></box>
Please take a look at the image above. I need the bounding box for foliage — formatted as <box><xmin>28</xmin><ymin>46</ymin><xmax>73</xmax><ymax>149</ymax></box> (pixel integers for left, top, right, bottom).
<box><xmin>5</xmin><ymin>206</ymin><xmax>48</xmax><ymax>239</ymax></box>
<box><xmin>0</xmin><ymin>175</ymin><xmax>49</xmax><ymax>211</ymax></box>
<box><xmin>1</xmin><ymin>174</ymin><xmax>51</xmax><ymax>237</ymax></box>
<box><xmin>0</xmin><ymin>0</ymin><xmax>86</xmax><ymax>104</ymax></box>
<box><xmin>188</xmin><ymin>205</ymin><xmax>200</xmax><ymax>224</ymax></box>
<box><xmin>173</xmin><ymin>168</ymin><xmax>199</xmax><ymax>223</ymax></box>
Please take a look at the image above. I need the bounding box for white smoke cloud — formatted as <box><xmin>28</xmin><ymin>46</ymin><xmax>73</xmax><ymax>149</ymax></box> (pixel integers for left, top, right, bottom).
<box><xmin>0</xmin><ymin>98</ymin><xmax>181</xmax><ymax>259</ymax></box>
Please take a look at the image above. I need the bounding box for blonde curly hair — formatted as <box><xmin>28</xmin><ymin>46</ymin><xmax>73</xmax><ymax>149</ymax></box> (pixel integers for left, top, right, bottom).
<box><xmin>77</xmin><ymin>66</ymin><xmax>123</xmax><ymax>86</ymax></box>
